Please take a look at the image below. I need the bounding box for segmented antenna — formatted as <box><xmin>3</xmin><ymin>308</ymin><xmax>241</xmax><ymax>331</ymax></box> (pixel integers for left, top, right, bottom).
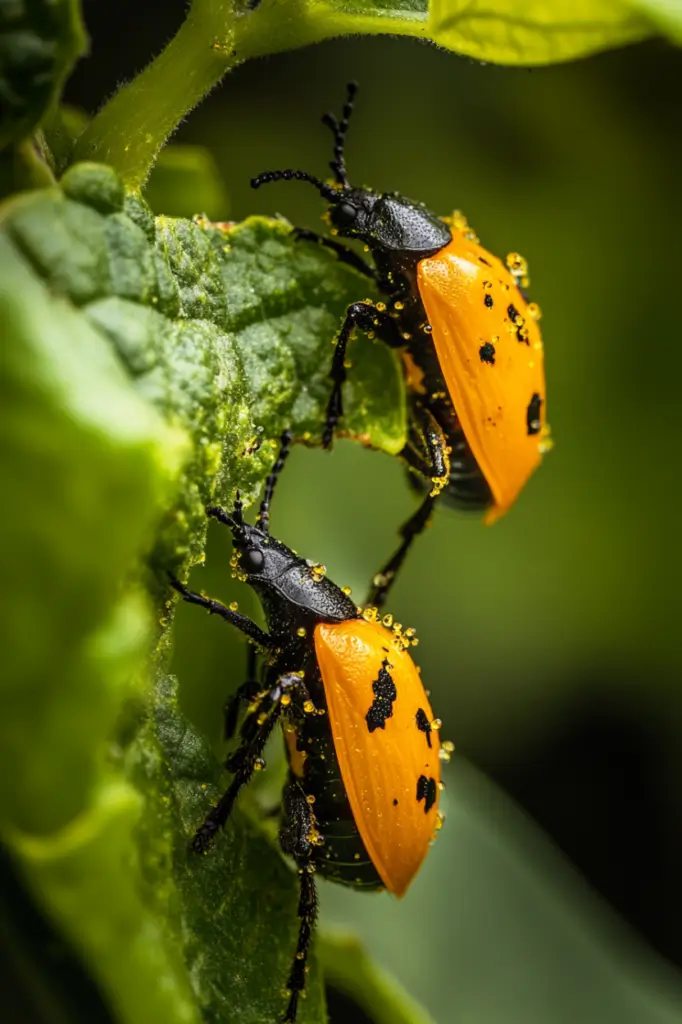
<box><xmin>257</xmin><ymin>430</ymin><xmax>293</xmax><ymax>534</ymax></box>
<box><xmin>251</xmin><ymin>169</ymin><xmax>343</xmax><ymax>202</ymax></box>
<box><xmin>322</xmin><ymin>81</ymin><xmax>358</xmax><ymax>188</ymax></box>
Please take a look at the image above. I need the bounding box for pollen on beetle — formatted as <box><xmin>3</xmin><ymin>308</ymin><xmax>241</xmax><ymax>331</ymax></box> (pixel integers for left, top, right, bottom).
<box><xmin>254</xmin><ymin>757</ymin><xmax>266</xmax><ymax>771</ymax></box>
<box><xmin>402</xmin><ymin>332</ymin><xmax>412</xmax><ymax>341</ymax></box>
<box><xmin>423</xmin><ymin>323</ymin><xmax>433</xmax><ymax>334</ymax></box>
<box><xmin>439</xmin><ymin>739</ymin><xmax>455</xmax><ymax>762</ymax></box>
<box><xmin>376</xmin><ymin>301</ymin><xmax>387</xmax><ymax>312</ymax></box>
<box><xmin>310</xmin><ymin>563</ymin><xmax>326</xmax><ymax>581</ymax></box>
<box><xmin>280</xmin><ymin>694</ymin><xmax>292</xmax><ymax>707</ymax></box>
<box><xmin>506</xmin><ymin>251</ymin><xmax>529</xmax><ymax>283</ymax></box>
<box><xmin>306</xmin><ymin>794</ymin><xmax>316</xmax><ymax>804</ymax></box>
<box><xmin>527</xmin><ymin>302</ymin><xmax>542</xmax><ymax>321</ymax></box>
<box><xmin>296</xmin><ymin>627</ymin><xmax>307</xmax><ymax>637</ymax></box>
<box><xmin>303</xmin><ymin>700</ymin><xmax>315</xmax><ymax>714</ymax></box>
<box><xmin>382</xmin><ymin>613</ymin><xmax>394</xmax><ymax>628</ymax></box>
<box><xmin>229</xmin><ymin>601</ymin><xmax>238</xmax><ymax>612</ymax></box>
<box><xmin>435</xmin><ymin>811</ymin><xmax>445</xmax><ymax>831</ymax></box>
<box><xmin>394</xmin><ymin>300</ymin><xmax>404</xmax><ymax>310</ymax></box>
<box><xmin>362</xmin><ymin>606</ymin><xmax>378</xmax><ymax>622</ymax></box>
<box><xmin>342</xmin><ymin>585</ymin><xmax>352</xmax><ymax>595</ymax></box>
<box><xmin>430</xmin><ymin>718</ymin><xmax>442</xmax><ymax>731</ymax></box>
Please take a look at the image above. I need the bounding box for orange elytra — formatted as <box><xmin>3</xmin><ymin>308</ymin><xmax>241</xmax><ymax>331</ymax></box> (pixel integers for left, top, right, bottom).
<box><xmin>417</xmin><ymin>229</ymin><xmax>549</xmax><ymax>523</ymax></box>
<box><xmin>315</xmin><ymin>618</ymin><xmax>441</xmax><ymax>897</ymax></box>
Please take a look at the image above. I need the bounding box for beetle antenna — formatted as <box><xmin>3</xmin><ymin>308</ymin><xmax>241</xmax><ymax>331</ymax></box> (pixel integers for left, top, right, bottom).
<box><xmin>251</xmin><ymin>169</ymin><xmax>343</xmax><ymax>202</ymax></box>
<box><xmin>322</xmin><ymin>80</ymin><xmax>358</xmax><ymax>188</ymax></box>
<box><xmin>257</xmin><ymin>430</ymin><xmax>293</xmax><ymax>534</ymax></box>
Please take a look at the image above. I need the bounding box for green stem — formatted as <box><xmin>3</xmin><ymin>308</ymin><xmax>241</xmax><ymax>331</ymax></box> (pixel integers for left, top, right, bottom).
<box><xmin>73</xmin><ymin>0</ymin><xmax>241</xmax><ymax>189</ymax></box>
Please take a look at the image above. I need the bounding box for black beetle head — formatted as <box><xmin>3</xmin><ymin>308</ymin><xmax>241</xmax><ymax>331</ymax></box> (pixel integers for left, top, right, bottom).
<box><xmin>251</xmin><ymin>82</ymin><xmax>451</xmax><ymax>261</ymax></box>
<box><xmin>206</xmin><ymin>433</ymin><xmax>357</xmax><ymax>631</ymax></box>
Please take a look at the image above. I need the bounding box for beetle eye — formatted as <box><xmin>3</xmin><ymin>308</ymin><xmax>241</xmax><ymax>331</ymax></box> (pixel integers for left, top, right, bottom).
<box><xmin>334</xmin><ymin>202</ymin><xmax>357</xmax><ymax>227</ymax></box>
<box><xmin>241</xmin><ymin>548</ymin><xmax>265</xmax><ymax>573</ymax></box>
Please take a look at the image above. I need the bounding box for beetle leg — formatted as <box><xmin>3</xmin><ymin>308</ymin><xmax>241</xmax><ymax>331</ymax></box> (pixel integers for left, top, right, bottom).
<box><xmin>192</xmin><ymin>673</ymin><xmax>303</xmax><ymax>853</ymax></box>
<box><xmin>323</xmin><ymin>301</ymin><xmax>404</xmax><ymax>449</ymax></box>
<box><xmin>367</xmin><ymin>412</ymin><xmax>450</xmax><ymax>610</ymax></box>
<box><xmin>291</xmin><ymin>226</ymin><xmax>376</xmax><ymax>279</ymax></box>
<box><xmin>168</xmin><ymin>574</ymin><xmax>272</xmax><ymax>650</ymax></box>
<box><xmin>367</xmin><ymin>493</ymin><xmax>436</xmax><ymax>610</ymax></box>
<box><xmin>279</xmin><ymin>781</ymin><xmax>320</xmax><ymax>1024</ymax></box>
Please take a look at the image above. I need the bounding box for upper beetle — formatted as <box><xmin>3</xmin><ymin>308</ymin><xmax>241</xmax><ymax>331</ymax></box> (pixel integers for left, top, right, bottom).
<box><xmin>252</xmin><ymin>83</ymin><xmax>551</xmax><ymax>607</ymax></box>
<box><xmin>170</xmin><ymin>432</ymin><xmax>444</xmax><ymax>1024</ymax></box>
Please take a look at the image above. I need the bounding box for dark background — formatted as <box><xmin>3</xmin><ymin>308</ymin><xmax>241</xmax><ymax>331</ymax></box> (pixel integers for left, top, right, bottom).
<box><xmin>68</xmin><ymin>5</ymin><xmax>682</xmax><ymax>1021</ymax></box>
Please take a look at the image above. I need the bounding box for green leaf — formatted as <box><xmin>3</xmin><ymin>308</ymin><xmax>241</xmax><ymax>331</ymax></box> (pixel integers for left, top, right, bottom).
<box><xmin>320</xmin><ymin>932</ymin><xmax>435</xmax><ymax>1024</ymax></box>
<box><xmin>0</xmin><ymin>161</ymin><xmax>403</xmax><ymax>1023</ymax></box>
<box><xmin>0</xmin><ymin>0</ymin><xmax>87</xmax><ymax>150</ymax></box>
<box><xmin>426</xmin><ymin>0</ymin><xmax>653</xmax><ymax>64</ymax></box>
<box><xmin>145</xmin><ymin>144</ymin><xmax>230</xmax><ymax>220</ymax></box>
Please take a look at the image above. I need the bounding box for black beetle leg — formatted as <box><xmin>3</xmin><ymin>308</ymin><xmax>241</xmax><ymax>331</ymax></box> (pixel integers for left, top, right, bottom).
<box><xmin>323</xmin><ymin>302</ymin><xmax>404</xmax><ymax>449</ymax></box>
<box><xmin>279</xmin><ymin>781</ymin><xmax>320</xmax><ymax>1023</ymax></box>
<box><xmin>292</xmin><ymin>227</ymin><xmax>376</xmax><ymax>279</ymax></box>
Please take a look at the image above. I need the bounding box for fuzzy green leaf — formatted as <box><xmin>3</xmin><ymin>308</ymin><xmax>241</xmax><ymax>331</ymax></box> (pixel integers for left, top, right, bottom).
<box><xmin>0</xmin><ymin>161</ymin><xmax>403</xmax><ymax>1024</ymax></box>
<box><xmin>0</xmin><ymin>0</ymin><xmax>87</xmax><ymax>150</ymax></box>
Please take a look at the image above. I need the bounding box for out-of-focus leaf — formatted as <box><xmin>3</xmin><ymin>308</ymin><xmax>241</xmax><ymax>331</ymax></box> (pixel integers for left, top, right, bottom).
<box><xmin>319</xmin><ymin>932</ymin><xmax>435</xmax><ymax>1024</ymax></box>
<box><xmin>0</xmin><ymin>0</ymin><xmax>87</xmax><ymax>150</ymax></box>
<box><xmin>145</xmin><ymin>144</ymin><xmax>229</xmax><ymax>220</ymax></box>
<box><xmin>0</xmin><ymin>215</ymin><xmax>193</xmax><ymax>1022</ymax></box>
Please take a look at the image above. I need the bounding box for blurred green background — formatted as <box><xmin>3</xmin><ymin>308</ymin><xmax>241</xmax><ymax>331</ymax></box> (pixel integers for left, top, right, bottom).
<box><xmin>71</xmin><ymin>8</ymin><xmax>682</xmax><ymax>1021</ymax></box>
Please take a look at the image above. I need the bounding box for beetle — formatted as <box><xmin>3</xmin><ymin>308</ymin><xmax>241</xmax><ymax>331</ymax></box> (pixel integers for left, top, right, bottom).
<box><xmin>252</xmin><ymin>83</ymin><xmax>551</xmax><ymax>608</ymax></box>
<box><xmin>170</xmin><ymin>431</ymin><xmax>444</xmax><ymax>1024</ymax></box>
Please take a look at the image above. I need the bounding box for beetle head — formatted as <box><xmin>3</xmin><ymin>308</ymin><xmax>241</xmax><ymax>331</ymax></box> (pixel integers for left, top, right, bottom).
<box><xmin>251</xmin><ymin>83</ymin><xmax>450</xmax><ymax>261</ymax></box>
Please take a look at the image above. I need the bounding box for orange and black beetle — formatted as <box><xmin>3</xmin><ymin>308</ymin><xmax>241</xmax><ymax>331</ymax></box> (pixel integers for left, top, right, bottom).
<box><xmin>170</xmin><ymin>432</ymin><xmax>443</xmax><ymax>1023</ymax></box>
<box><xmin>252</xmin><ymin>83</ymin><xmax>551</xmax><ymax>607</ymax></box>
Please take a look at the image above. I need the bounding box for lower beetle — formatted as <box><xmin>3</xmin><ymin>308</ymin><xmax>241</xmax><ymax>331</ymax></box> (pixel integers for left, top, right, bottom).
<box><xmin>170</xmin><ymin>432</ymin><xmax>443</xmax><ymax>1023</ymax></box>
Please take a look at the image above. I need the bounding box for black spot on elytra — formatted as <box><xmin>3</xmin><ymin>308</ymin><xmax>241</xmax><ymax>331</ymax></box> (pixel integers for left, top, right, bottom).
<box><xmin>416</xmin><ymin>775</ymin><xmax>437</xmax><ymax>813</ymax></box>
<box><xmin>507</xmin><ymin>303</ymin><xmax>521</xmax><ymax>324</ymax></box>
<box><xmin>516</xmin><ymin>325</ymin><xmax>530</xmax><ymax>345</ymax></box>
<box><xmin>392</xmin><ymin>798</ymin><xmax>399</xmax><ymax>806</ymax></box>
<box><xmin>365</xmin><ymin>659</ymin><xmax>397</xmax><ymax>732</ymax></box>
<box><xmin>484</xmin><ymin>293</ymin><xmax>494</xmax><ymax>308</ymax></box>
<box><xmin>527</xmin><ymin>393</ymin><xmax>543</xmax><ymax>435</ymax></box>
<box><xmin>479</xmin><ymin>342</ymin><xmax>496</xmax><ymax>365</ymax></box>
<box><xmin>416</xmin><ymin>708</ymin><xmax>432</xmax><ymax>748</ymax></box>
<box><xmin>478</xmin><ymin>256</ymin><xmax>492</xmax><ymax>267</ymax></box>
